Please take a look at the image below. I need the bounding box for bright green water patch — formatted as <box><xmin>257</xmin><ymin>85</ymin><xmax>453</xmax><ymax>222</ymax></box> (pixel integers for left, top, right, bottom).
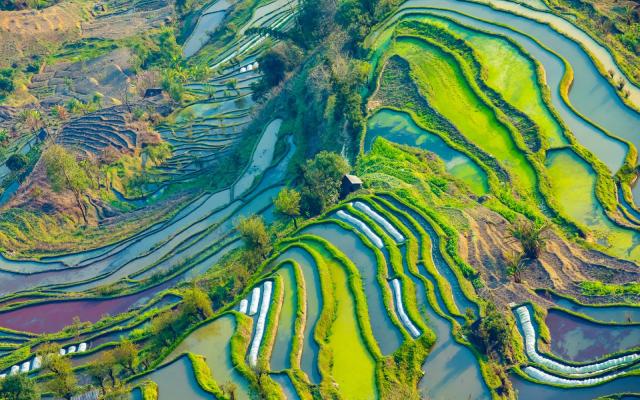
<box><xmin>412</xmin><ymin>15</ymin><xmax>567</xmax><ymax>149</ymax></box>
<box><xmin>367</xmin><ymin>109</ymin><xmax>488</xmax><ymax>195</ymax></box>
<box><xmin>305</xmin><ymin>241</ymin><xmax>377</xmax><ymax>400</ymax></box>
<box><xmin>270</xmin><ymin>262</ymin><xmax>298</xmax><ymax>371</ymax></box>
<box><xmin>392</xmin><ymin>37</ymin><xmax>538</xmax><ymax>195</ymax></box>
<box><xmin>545</xmin><ymin>149</ymin><xmax>640</xmax><ymax>261</ymax></box>
<box><xmin>271</xmin><ymin>247</ymin><xmax>322</xmax><ymax>383</ymax></box>
<box><xmin>166</xmin><ymin>314</ymin><xmax>251</xmax><ymax>399</ymax></box>
<box><xmin>300</xmin><ymin>223</ymin><xmax>403</xmax><ymax>355</ymax></box>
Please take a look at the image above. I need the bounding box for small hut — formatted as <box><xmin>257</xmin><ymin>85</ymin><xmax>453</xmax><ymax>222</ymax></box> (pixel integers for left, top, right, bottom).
<box><xmin>143</xmin><ymin>88</ymin><xmax>163</xmax><ymax>98</ymax></box>
<box><xmin>340</xmin><ymin>174</ymin><xmax>362</xmax><ymax>198</ymax></box>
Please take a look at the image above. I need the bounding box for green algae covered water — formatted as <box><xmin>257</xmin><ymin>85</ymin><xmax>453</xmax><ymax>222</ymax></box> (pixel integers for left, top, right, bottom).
<box><xmin>545</xmin><ymin>149</ymin><xmax>640</xmax><ymax>261</ymax></box>
<box><xmin>305</xmin><ymin>241</ymin><xmax>378</xmax><ymax>399</ymax></box>
<box><xmin>301</xmin><ymin>222</ymin><xmax>404</xmax><ymax>355</ymax></box>
<box><xmin>393</xmin><ymin>36</ymin><xmax>539</xmax><ymax>197</ymax></box>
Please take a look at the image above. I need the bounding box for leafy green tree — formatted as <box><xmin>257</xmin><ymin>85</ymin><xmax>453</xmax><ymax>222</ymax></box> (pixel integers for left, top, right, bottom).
<box><xmin>237</xmin><ymin>215</ymin><xmax>271</xmax><ymax>267</ymax></box>
<box><xmin>6</xmin><ymin>154</ymin><xmax>27</xmax><ymax>172</ymax></box>
<box><xmin>42</xmin><ymin>145</ymin><xmax>92</xmax><ymax>224</ymax></box>
<box><xmin>150</xmin><ymin>311</ymin><xmax>180</xmax><ymax>346</ymax></box>
<box><xmin>0</xmin><ymin>68</ymin><xmax>14</xmax><ymax>97</ymax></box>
<box><xmin>301</xmin><ymin>151</ymin><xmax>350</xmax><ymax>215</ymax></box>
<box><xmin>86</xmin><ymin>351</ymin><xmax>118</xmax><ymax>393</ymax></box>
<box><xmin>143</xmin><ymin>142</ymin><xmax>172</xmax><ymax>167</ymax></box>
<box><xmin>112</xmin><ymin>339</ymin><xmax>139</xmax><ymax>375</ymax></box>
<box><xmin>162</xmin><ymin>71</ymin><xmax>185</xmax><ymax>103</ymax></box>
<box><xmin>210</xmin><ymin>279</ymin><xmax>232</xmax><ymax>309</ymax></box>
<box><xmin>295</xmin><ymin>0</ymin><xmax>337</xmax><ymax>47</ymax></box>
<box><xmin>477</xmin><ymin>302</ymin><xmax>511</xmax><ymax>360</ymax></box>
<box><xmin>274</xmin><ymin>188</ymin><xmax>301</xmax><ymax>227</ymax></box>
<box><xmin>259</xmin><ymin>44</ymin><xmax>302</xmax><ymax>87</ymax></box>
<box><xmin>0</xmin><ymin>373</ymin><xmax>40</xmax><ymax>400</ymax></box>
<box><xmin>66</xmin><ymin>98</ymin><xmax>83</xmax><ymax>114</ymax></box>
<box><xmin>42</xmin><ymin>352</ymin><xmax>78</xmax><ymax>400</ymax></box>
<box><xmin>181</xmin><ymin>285</ymin><xmax>213</xmax><ymax>321</ymax></box>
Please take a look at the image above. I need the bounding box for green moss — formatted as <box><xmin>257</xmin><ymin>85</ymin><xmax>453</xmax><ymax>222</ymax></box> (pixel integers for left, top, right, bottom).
<box><xmin>140</xmin><ymin>380</ymin><xmax>158</xmax><ymax>400</ymax></box>
<box><xmin>187</xmin><ymin>353</ymin><xmax>225</xmax><ymax>398</ymax></box>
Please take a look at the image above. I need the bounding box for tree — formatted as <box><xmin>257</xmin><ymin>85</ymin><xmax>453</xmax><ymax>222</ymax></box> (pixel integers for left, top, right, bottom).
<box><xmin>295</xmin><ymin>0</ymin><xmax>337</xmax><ymax>47</ymax></box>
<box><xmin>210</xmin><ymin>280</ymin><xmax>232</xmax><ymax>309</ymax></box>
<box><xmin>86</xmin><ymin>352</ymin><xmax>118</xmax><ymax>393</ymax></box>
<box><xmin>259</xmin><ymin>44</ymin><xmax>302</xmax><ymax>87</ymax></box>
<box><xmin>237</xmin><ymin>215</ymin><xmax>271</xmax><ymax>266</ymax></box>
<box><xmin>274</xmin><ymin>188</ymin><xmax>301</xmax><ymax>227</ymax></box>
<box><xmin>150</xmin><ymin>311</ymin><xmax>180</xmax><ymax>346</ymax></box>
<box><xmin>143</xmin><ymin>142</ymin><xmax>172</xmax><ymax>167</ymax></box>
<box><xmin>42</xmin><ymin>145</ymin><xmax>92</xmax><ymax>224</ymax></box>
<box><xmin>181</xmin><ymin>285</ymin><xmax>213</xmax><ymax>321</ymax></box>
<box><xmin>0</xmin><ymin>68</ymin><xmax>14</xmax><ymax>97</ymax></box>
<box><xmin>508</xmin><ymin>219</ymin><xmax>549</xmax><ymax>259</ymax></box>
<box><xmin>42</xmin><ymin>353</ymin><xmax>78</xmax><ymax>400</ymax></box>
<box><xmin>6</xmin><ymin>154</ymin><xmax>27</xmax><ymax>172</ymax></box>
<box><xmin>0</xmin><ymin>373</ymin><xmax>40</xmax><ymax>400</ymax></box>
<box><xmin>252</xmin><ymin>44</ymin><xmax>302</xmax><ymax>98</ymax></box>
<box><xmin>301</xmin><ymin>151</ymin><xmax>350</xmax><ymax>215</ymax></box>
<box><xmin>477</xmin><ymin>302</ymin><xmax>510</xmax><ymax>360</ymax></box>
<box><xmin>18</xmin><ymin>109</ymin><xmax>42</xmax><ymax>132</ymax></box>
<box><xmin>112</xmin><ymin>340</ymin><xmax>139</xmax><ymax>376</ymax></box>
<box><xmin>504</xmin><ymin>251</ymin><xmax>529</xmax><ymax>284</ymax></box>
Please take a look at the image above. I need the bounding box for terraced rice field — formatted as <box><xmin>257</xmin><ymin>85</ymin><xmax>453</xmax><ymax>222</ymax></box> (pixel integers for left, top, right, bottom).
<box><xmin>116</xmin><ymin>194</ymin><xmax>489</xmax><ymax>398</ymax></box>
<box><xmin>2</xmin><ymin>0</ymin><xmax>640</xmax><ymax>399</ymax></box>
<box><xmin>366</xmin><ymin>109</ymin><xmax>489</xmax><ymax>195</ymax></box>
<box><xmin>165</xmin><ymin>314</ymin><xmax>252</xmax><ymax>399</ymax></box>
<box><xmin>392</xmin><ymin>37</ymin><xmax>538</xmax><ymax>192</ymax></box>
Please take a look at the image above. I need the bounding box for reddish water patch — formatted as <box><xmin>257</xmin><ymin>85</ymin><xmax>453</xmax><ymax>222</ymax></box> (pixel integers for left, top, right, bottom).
<box><xmin>0</xmin><ymin>282</ymin><xmax>172</xmax><ymax>334</ymax></box>
<box><xmin>546</xmin><ymin>308</ymin><xmax>640</xmax><ymax>362</ymax></box>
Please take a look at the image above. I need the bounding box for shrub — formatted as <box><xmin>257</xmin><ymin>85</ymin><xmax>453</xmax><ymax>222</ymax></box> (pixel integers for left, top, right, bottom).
<box><xmin>6</xmin><ymin>154</ymin><xmax>28</xmax><ymax>172</ymax></box>
<box><xmin>301</xmin><ymin>151</ymin><xmax>350</xmax><ymax>215</ymax></box>
<box><xmin>508</xmin><ymin>219</ymin><xmax>549</xmax><ymax>259</ymax></box>
<box><xmin>237</xmin><ymin>215</ymin><xmax>272</xmax><ymax>267</ymax></box>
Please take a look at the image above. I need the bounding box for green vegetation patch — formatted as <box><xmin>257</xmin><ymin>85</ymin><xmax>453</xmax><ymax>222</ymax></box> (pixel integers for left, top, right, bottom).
<box><xmin>391</xmin><ymin>36</ymin><xmax>538</xmax><ymax>198</ymax></box>
<box><xmin>400</xmin><ymin>16</ymin><xmax>568</xmax><ymax>150</ymax></box>
<box><xmin>546</xmin><ymin>148</ymin><xmax>640</xmax><ymax>262</ymax></box>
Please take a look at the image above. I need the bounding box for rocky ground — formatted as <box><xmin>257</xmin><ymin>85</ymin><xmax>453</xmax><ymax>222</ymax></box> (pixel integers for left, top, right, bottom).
<box><xmin>29</xmin><ymin>48</ymin><xmax>135</xmax><ymax>107</ymax></box>
<box><xmin>0</xmin><ymin>1</ymin><xmax>85</xmax><ymax>67</ymax></box>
